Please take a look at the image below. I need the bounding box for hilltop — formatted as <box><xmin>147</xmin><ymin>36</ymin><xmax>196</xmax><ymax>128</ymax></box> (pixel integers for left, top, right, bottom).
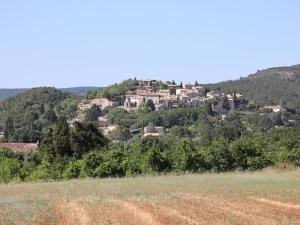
<box><xmin>0</xmin><ymin>86</ymin><xmax>102</xmax><ymax>101</ymax></box>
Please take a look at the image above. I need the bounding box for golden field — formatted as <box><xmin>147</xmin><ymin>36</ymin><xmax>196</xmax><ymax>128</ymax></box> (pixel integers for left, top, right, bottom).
<box><xmin>1</xmin><ymin>168</ymin><xmax>300</xmax><ymax>225</ymax></box>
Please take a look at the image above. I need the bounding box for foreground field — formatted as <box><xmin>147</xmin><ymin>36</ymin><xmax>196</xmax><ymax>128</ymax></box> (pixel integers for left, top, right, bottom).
<box><xmin>0</xmin><ymin>169</ymin><xmax>300</xmax><ymax>225</ymax></box>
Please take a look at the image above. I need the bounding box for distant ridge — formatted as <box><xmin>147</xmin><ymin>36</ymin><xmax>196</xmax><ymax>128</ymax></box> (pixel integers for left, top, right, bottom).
<box><xmin>0</xmin><ymin>86</ymin><xmax>103</xmax><ymax>101</ymax></box>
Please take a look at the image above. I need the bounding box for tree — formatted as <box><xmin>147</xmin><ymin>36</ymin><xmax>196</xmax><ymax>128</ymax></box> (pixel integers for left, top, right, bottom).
<box><xmin>53</xmin><ymin>116</ymin><xmax>71</xmax><ymax>157</ymax></box>
<box><xmin>39</xmin><ymin>128</ymin><xmax>55</xmax><ymax>156</ymax></box>
<box><xmin>230</xmin><ymin>136</ymin><xmax>268</xmax><ymax>170</ymax></box>
<box><xmin>142</xmin><ymin>147</ymin><xmax>169</xmax><ymax>174</ymax></box>
<box><xmin>146</xmin><ymin>100</ymin><xmax>155</xmax><ymax>111</ymax></box>
<box><xmin>71</xmin><ymin>121</ymin><xmax>108</xmax><ymax>158</ymax></box>
<box><xmin>179</xmin><ymin>81</ymin><xmax>183</xmax><ymax>88</ymax></box>
<box><xmin>195</xmin><ymin>80</ymin><xmax>199</xmax><ymax>86</ymax></box>
<box><xmin>4</xmin><ymin>117</ymin><xmax>14</xmax><ymax>142</ymax></box>
<box><xmin>43</xmin><ymin>109</ymin><xmax>57</xmax><ymax>124</ymax></box>
<box><xmin>85</xmin><ymin>105</ymin><xmax>101</xmax><ymax>122</ymax></box>
<box><xmin>107</xmin><ymin>126</ymin><xmax>131</xmax><ymax>142</ymax></box>
<box><xmin>223</xmin><ymin>96</ymin><xmax>231</xmax><ymax>111</ymax></box>
<box><xmin>203</xmin><ymin>102</ymin><xmax>213</xmax><ymax>116</ymax></box>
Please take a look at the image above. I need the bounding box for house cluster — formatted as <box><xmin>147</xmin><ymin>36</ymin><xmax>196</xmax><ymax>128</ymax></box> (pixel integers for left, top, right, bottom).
<box><xmin>124</xmin><ymin>81</ymin><xmax>207</xmax><ymax>111</ymax></box>
<box><xmin>123</xmin><ymin>80</ymin><xmax>244</xmax><ymax>113</ymax></box>
<box><xmin>207</xmin><ymin>91</ymin><xmax>244</xmax><ymax>113</ymax></box>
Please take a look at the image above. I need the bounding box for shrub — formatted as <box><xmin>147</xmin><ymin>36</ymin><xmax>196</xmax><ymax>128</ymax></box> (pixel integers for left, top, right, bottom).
<box><xmin>0</xmin><ymin>158</ymin><xmax>21</xmax><ymax>183</ymax></box>
<box><xmin>63</xmin><ymin>160</ymin><xmax>81</xmax><ymax>179</ymax></box>
<box><xmin>80</xmin><ymin>151</ymin><xmax>104</xmax><ymax>177</ymax></box>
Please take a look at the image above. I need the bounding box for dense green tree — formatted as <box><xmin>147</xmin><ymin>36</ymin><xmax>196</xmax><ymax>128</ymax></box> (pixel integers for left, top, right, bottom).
<box><xmin>85</xmin><ymin>105</ymin><xmax>101</xmax><ymax>122</ymax></box>
<box><xmin>223</xmin><ymin>96</ymin><xmax>231</xmax><ymax>111</ymax></box>
<box><xmin>230</xmin><ymin>136</ymin><xmax>268</xmax><ymax>170</ymax></box>
<box><xmin>3</xmin><ymin>117</ymin><xmax>14</xmax><ymax>142</ymax></box>
<box><xmin>53</xmin><ymin>116</ymin><xmax>71</xmax><ymax>157</ymax></box>
<box><xmin>71</xmin><ymin>121</ymin><xmax>108</xmax><ymax>158</ymax></box>
<box><xmin>146</xmin><ymin>100</ymin><xmax>156</xmax><ymax>112</ymax></box>
<box><xmin>142</xmin><ymin>147</ymin><xmax>169</xmax><ymax>174</ymax></box>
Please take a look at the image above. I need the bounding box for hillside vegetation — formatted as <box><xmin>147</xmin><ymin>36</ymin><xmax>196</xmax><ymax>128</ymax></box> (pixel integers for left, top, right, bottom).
<box><xmin>204</xmin><ymin>64</ymin><xmax>300</xmax><ymax>113</ymax></box>
<box><xmin>0</xmin><ymin>87</ymin><xmax>79</xmax><ymax>142</ymax></box>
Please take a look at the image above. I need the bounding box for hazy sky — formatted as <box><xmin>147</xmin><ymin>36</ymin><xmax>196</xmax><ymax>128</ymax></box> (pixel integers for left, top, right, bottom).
<box><xmin>1</xmin><ymin>0</ymin><xmax>300</xmax><ymax>88</ymax></box>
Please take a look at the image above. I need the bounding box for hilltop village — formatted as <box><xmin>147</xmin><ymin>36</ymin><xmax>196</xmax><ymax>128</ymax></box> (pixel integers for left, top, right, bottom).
<box><xmin>72</xmin><ymin>79</ymin><xmax>286</xmax><ymax>140</ymax></box>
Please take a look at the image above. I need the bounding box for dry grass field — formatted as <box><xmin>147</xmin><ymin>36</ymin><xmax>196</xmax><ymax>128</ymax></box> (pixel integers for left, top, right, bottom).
<box><xmin>0</xmin><ymin>168</ymin><xmax>300</xmax><ymax>225</ymax></box>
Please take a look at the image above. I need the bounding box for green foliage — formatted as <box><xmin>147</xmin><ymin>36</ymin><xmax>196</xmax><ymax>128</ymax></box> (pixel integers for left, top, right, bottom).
<box><xmin>230</xmin><ymin>135</ymin><xmax>268</xmax><ymax>170</ymax></box>
<box><xmin>146</xmin><ymin>100</ymin><xmax>155</xmax><ymax>112</ymax></box>
<box><xmin>87</xmin><ymin>79</ymin><xmax>138</xmax><ymax>104</ymax></box>
<box><xmin>27</xmin><ymin>155</ymin><xmax>57</xmax><ymax>181</ymax></box>
<box><xmin>63</xmin><ymin>160</ymin><xmax>81</xmax><ymax>179</ymax></box>
<box><xmin>80</xmin><ymin>151</ymin><xmax>105</xmax><ymax>177</ymax></box>
<box><xmin>206</xmin><ymin>138</ymin><xmax>234</xmax><ymax>172</ymax></box>
<box><xmin>142</xmin><ymin>147</ymin><xmax>169</xmax><ymax>174</ymax></box>
<box><xmin>107</xmin><ymin>126</ymin><xmax>131</xmax><ymax>142</ymax></box>
<box><xmin>0</xmin><ymin>87</ymin><xmax>79</xmax><ymax>142</ymax></box>
<box><xmin>53</xmin><ymin>116</ymin><xmax>72</xmax><ymax>157</ymax></box>
<box><xmin>85</xmin><ymin>105</ymin><xmax>101</xmax><ymax>122</ymax></box>
<box><xmin>3</xmin><ymin>117</ymin><xmax>14</xmax><ymax>142</ymax></box>
<box><xmin>71</xmin><ymin>121</ymin><xmax>108</xmax><ymax>158</ymax></box>
<box><xmin>0</xmin><ymin>157</ymin><xmax>21</xmax><ymax>183</ymax></box>
<box><xmin>205</xmin><ymin>64</ymin><xmax>300</xmax><ymax>113</ymax></box>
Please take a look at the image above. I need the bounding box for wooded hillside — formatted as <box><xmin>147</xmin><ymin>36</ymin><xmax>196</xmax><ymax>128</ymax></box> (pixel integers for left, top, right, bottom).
<box><xmin>204</xmin><ymin>64</ymin><xmax>300</xmax><ymax>113</ymax></box>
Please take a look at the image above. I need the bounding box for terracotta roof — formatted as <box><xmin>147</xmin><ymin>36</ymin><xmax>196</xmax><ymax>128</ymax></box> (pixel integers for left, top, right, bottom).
<box><xmin>0</xmin><ymin>143</ymin><xmax>38</xmax><ymax>154</ymax></box>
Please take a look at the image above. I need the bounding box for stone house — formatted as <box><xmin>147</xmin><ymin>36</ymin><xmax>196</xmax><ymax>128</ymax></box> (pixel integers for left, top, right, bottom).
<box><xmin>143</xmin><ymin>123</ymin><xmax>164</xmax><ymax>137</ymax></box>
<box><xmin>78</xmin><ymin>98</ymin><xmax>114</xmax><ymax>111</ymax></box>
<box><xmin>263</xmin><ymin>105</ymin><xmax>287</xmax><ymax>113</ymax></box>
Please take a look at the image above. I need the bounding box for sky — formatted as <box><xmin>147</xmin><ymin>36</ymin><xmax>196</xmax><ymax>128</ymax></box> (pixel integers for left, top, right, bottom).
<box><xmin>0</xmin><ymin>0</ymin><xmax>300</xmax><ymax>88</ymax></box>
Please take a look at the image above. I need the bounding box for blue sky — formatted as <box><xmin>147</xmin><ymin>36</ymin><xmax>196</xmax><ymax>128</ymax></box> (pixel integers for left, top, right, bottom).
<box><xmin>0</xmin><ymin>0</ymin><xmax>300</xmax><ymax>88</ymax></box>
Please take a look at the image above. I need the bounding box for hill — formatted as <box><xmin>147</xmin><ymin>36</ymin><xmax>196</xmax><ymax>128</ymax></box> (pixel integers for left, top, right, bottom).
<box><xmin>0</xmin><ymin>86</ymin><xmax>102</xmax><ymax>102</ymax></box>
<box><xmin>0</xmin><ymin>87</ymin><xmax>79</xmax><ymax>142</ymax></box>
<box><xmin>0</xmin><ymin>89</ymin><xmax>28</xmax><ymax>101</ymax></box>
<box><xmin>204</xmin><ymin>64</ymin><xmax>300</xmax><ymax>113</ymax></box>
<box><xmin>60</xmin><ymin>86</ymin><xmax>103</xmax><ymax>96</ymax></box>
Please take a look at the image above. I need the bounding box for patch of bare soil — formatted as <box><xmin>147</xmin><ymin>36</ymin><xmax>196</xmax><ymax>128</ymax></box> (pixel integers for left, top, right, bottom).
<box><xmin>113</xmin><ymin>199</ymin><xmax>158</xmax><ymax>225</ymax></box>
<box><xmin>54</xmin><ymin>199</ymin><xmax>91</xmax><ymax>225</ymax></box>
<box><xmin>253</xmin><ymin>198</ymin><xmax>300</xmax><ymax>210</ymax></box>
<box><xmin>179</xmin><ymin>192</ymin><xmax>300</xmax><ymax>225</ymax></box>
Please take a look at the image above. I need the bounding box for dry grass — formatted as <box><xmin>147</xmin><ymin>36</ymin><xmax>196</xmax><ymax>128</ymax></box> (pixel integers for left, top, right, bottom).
<box><xmin>0</xmin><ymin>168</ymin><xmax>300</xmax><ymax>225</ymax></box>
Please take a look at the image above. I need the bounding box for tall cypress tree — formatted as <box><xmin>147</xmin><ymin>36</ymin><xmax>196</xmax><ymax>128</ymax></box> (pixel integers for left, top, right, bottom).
<box><xmin>53</xmin><ymin>116</ymin><xmax>71</xmax><ymax>157</ymax></box>
<box><xmin>223</xmin><ymin>96</ymin><xmax>231</xmax><ymax>111</ymax></box>
<box><xmin>4</xmin><ymin>117</ymin><xmax>14</xmax><ymax>142</ymax></box>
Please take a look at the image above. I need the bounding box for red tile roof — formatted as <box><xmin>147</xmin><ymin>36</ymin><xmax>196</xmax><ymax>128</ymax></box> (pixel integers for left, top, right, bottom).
<box><xmin>0</xmin><ymin>143</ymin><xmax>38</xmax><ymax>154</ymax></box>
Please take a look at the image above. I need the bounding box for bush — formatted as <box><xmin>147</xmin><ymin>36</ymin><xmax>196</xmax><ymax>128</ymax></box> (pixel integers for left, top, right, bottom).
<box><xmin>27</xmin><ymin>155</ymin><xmax>65</xmax><ymax>181</ymax></box>
<box><xmin>230</xmin><ymin>136</ymin><xmax>269</xmax><ymax>170</ymax></box>
<box><xmin>63</xmin><ymin>160</ymin><xmax>81</xmax><ymax>179</ymax></box>
<box><xmin>0</xmin><ymin>158</ymin><xmax>21</xmax><ymax>183</ymax></box>
<box><xmin>80</xmin><ymin>151</ymin><xmax>104</xmax><ymax>177</ymax></box>
<box><xmin>142</xmin><ymin>147</ymin><xmax>169</xmax><ymax>174</ymax></box>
